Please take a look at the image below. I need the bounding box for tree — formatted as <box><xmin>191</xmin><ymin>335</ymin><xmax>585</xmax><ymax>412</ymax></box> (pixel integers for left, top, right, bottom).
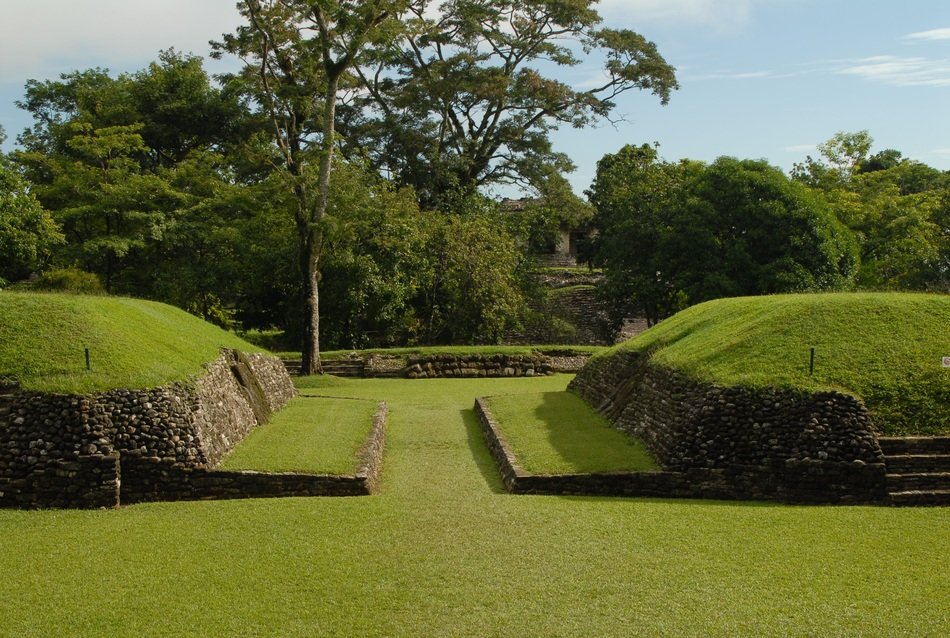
<box><xmin>792</xmin><ymin>130</ymin><xmax>873</xmax><ymax>188</ymax></box>
<box><xmin>589</xmin><ymin>146</ymin><xmax>859</xmax><ymax>329</ymax></box>
<box><xmin>795</xmin><ymin>132</ymin><xmax>950</xmax><ymax>291</ymax></box>
<box><xmin>345</xmin><ymin>0</ymin><xmax>678</xmax><ymax>207</ymax></box>
<box><xmin>0</xmin><ymin>155</ymin><xmax>63</xmax><ymax>286</ymax></box>
<box><xmin>13</xmin><ymin>56</ymin><xmax>258</xmax><ymax>307</ymax></box>
<box><xmin>586</xmin><ymin>143</ymin><xmax>701</xmax><ymax>327</ymax></box>
<box><xmin>214</xmin><ymin>0</ymin><xmax>407</xmax><ymax>374</ymax></box>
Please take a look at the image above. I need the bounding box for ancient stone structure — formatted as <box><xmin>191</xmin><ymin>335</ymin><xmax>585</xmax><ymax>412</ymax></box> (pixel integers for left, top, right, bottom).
<box><xmin>559</xmin><ymin>350</ymin><xmax>889</xmax><ymax>503</ymax></box>
<box><xmin>284</xmin><ymin>351</ymin><xmax>591</xmax><ymax>378</ymax></box>
<box><xmin>405</xmin><ymin>354</ymin><xmax>553</xmax><ymax>378</ymax></box>
<box><xmin>0</xmin><ymin>349</ymin><xmax>383</xmax><ymax>509</ymax></box>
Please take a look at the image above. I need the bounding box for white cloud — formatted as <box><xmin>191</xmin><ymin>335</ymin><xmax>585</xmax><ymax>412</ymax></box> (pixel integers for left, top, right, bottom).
<box><xmin>784</xmin><ymin>144</ymin><xmax>817</xmax><ymax>153</ymax></box>
<box><xmin>933</xmin><ymin>148</ymin><xmax>950</xmax><ymax>155</ymax></box>
<box><xmin>837</xmin><ymin>55</ymin><xmax>950</xmax><ymax>87</ymax></box>
<box><xmin>0</xmin><ymin>0</ymin><xmax>242</xmax><ymax>82</ymax></box>
<box><xmin>905</xmin><ymin>27</ymin><xmax>950</xmax><ymax>41</ymax></box>
<box><xmin>598</xmin><ymin>0</ymin><xmax>756</xmax><ymax>29</ymax></box>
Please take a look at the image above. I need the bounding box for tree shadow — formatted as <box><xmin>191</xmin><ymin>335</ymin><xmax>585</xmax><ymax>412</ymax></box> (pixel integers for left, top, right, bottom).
<box><xmin>532</xmin><ymin>391</ymin><xmax>657</xmax><ymax>473</ymax></box>
<box><xmin>460</xmin><ymin>407</ymin><xmax>507</xmax><ymax>494</ymax></box>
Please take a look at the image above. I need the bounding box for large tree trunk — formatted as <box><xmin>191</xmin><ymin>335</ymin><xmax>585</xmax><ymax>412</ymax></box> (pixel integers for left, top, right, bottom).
<box><xmin>300</xmin><ymin>238</ymin><xmax>322</xmax><ymax>375</ymax></box>
<box><xmin>299</xmin><ymin>73</ymin><xmax>339</xmax><ymax>375</ymax></box>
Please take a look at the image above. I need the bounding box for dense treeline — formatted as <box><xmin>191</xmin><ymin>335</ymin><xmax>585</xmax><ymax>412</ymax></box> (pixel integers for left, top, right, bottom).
<box><xmin>1</xmin><ymin>2</ymin><xmax>947</xmax><ymax>354</ymax></box>
<box><xmin>1</xmin><ymin>1</ymin><xmax>676</xmax><ymax>358</ymax></box>
<box><xmin>0</xmin><ymin>52</ymin><xmax>534</xmax><ymax>349</ymax></box>
<box><xmin>586</xmin><ymin>135</ymin><xmax>949</xmax><ymax>330</ymax></box>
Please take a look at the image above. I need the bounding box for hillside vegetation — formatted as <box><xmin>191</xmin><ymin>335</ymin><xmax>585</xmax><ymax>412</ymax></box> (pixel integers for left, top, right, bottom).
<box><xmin>0</xmin><ymin>292</ymin><xmax>263</xmax><ymax>393</ymax></box>
<box><xmin>603</xmin><ymin>293</ymin><xmax>949</xmax><ymax>435</ymax></box>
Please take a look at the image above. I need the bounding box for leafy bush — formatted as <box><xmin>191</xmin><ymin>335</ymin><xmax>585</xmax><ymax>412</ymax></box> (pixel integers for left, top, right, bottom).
<box><xmin>31</xmin><ymin>267</ymin><xmax>105</xmax><ymax>295</ymax></box>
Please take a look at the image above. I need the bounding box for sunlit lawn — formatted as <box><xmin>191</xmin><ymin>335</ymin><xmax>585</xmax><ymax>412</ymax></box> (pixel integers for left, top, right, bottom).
<box><xmin>1</xmin><ymin>375</ymin><xmax>947</xmax><ymax>637</ymax></box>
<box><xmin>218</xmin><ymin>395</ymin><xmax>376</xmax><ymax>474</ymax></box>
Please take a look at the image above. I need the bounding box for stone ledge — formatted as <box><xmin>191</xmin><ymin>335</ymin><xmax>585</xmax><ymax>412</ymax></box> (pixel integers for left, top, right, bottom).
<box><xmin>474</xmin><ymin>397</ymin><xmax>887</xmax><ymax>503</ymax></box>
<box><xmin>120</xmin><ymin>400</ymin><xmax>388</xmax><ymax>504</ymax></box>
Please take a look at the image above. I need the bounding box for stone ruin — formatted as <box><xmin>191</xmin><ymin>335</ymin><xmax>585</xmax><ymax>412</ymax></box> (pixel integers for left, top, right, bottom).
<box><xmin>0</xmin><ymin>349</ymin><xmax>352</xmax><ymax>509</ymax></box>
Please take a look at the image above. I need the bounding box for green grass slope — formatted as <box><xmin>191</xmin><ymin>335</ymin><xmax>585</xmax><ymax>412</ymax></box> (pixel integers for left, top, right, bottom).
<box><xmin>0</xmin><ymin>292</ymin><xmax>264</xmax><ymax>393</ymax></box>
<box><xmin>602</xmin><ymin>293</ymin><xmax>949</xmax><ymax>435</ymax></box>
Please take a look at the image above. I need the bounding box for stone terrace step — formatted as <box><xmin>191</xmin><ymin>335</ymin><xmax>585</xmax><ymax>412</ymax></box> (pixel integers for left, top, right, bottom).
<box><xmin>878</xmin><ymin>436</ymin><xmax>950</xmax><ymax>455</ymax></box>
<box><xmin>886</xmin><ymin>472</ymin><xmax>950</xmax><ymax>492</ymax></box>
<box><xmin>888</xmin><ymin>489</ymin><xmax>950</xmax><ymax>507</ymax></box>
<box><xmin>884</xmin><ymin>454</ymin><xmax>950</xmax><ymax>474</ymax></box>
<box><xmin>321</xmin><ymin>361</ymin><xmax>366</xmax><ymax>378</ymax></box>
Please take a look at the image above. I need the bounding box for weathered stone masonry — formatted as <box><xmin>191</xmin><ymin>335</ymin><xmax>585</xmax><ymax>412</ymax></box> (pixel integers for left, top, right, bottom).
<box><xmin>567</xmin><ymin>350</ymin><xmax>888</xmax><ymax>504</ymax></box>
<box><xmin>0</xmin><ymin>349</ymin><xmax>375</xmax><ymax>509</ymax></box>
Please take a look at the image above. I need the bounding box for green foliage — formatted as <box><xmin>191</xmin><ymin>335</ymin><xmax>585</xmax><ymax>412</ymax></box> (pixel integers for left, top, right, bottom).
<box><xmin>0</xmin><ymin>156</ymin><xmax>63</xmax><ymax>286</ymax></box>
<box><xmin>219</xmin><ymin>396</ymin><xmax>376</xmax><ymax>474</ymax></box>
<box><xmin>588</xmin><ymin>145</ymin><xmax>858</xmax><ymax>329</ymax></box>
<box><xmin>13</xmin><ymin>54</ymin><xmax>255</xmax><ymax>306</ymax></box>
<box><xmin>29</xmin><ymin>267</ymin><xmax>105</xmax><ymax>295</ymax></box>
<box><xmin>345</xmin><ymin>0</ymin><xmax>678</xmax><ymax>206</ymax></box>
<box><xmin>0</xmin><ymin>292</ymin><xmax>263</xmax><ymax>393</ymax></box>
<box><xmin>609</xmin><ymin>293</ymin><xmax>950</xmax><ymax>435</ymax></box>
<box><xmin>486</xmin><ymin>391</ymin><xmax>658</xmax><ymax>474</ymax></box>
<box><xmin>2</xmin><ymin>375</ymin><xmax>947</xmax><ymax>637</ymax></box>
<box><xmin>793</xmin><ymin>131</ymin><xmax>949</xmax><ymax>292</ymax></box>
<box><xmin>419</xmin><ymin>205</ymin><xmax>526</xmax><ymax>343</ymax></box>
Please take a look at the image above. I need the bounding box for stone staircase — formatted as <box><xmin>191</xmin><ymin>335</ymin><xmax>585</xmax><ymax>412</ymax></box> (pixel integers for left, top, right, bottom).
<box><xmin>879</xmin><ymin>437</ymin><xmax>950</xmax><ymax>506</ymax></box>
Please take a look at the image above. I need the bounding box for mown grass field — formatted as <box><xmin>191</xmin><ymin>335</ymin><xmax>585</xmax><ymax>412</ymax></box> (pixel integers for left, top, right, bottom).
<box><xmin>0</xmin><ymin>291</ymin><xmax>262</xmax><ymax>393</ymax></box>
<box><xmin>1</xmin><ymin>375</ymin><xmax>947</xmax><ymax>637</ymax></box>
<box><xmin>218</xmin><ymin>396</ymin><xmax>376</xmax><ymax>475</ymax></box>
<box><xmin>485</xmin><ymin>391</ymin><xmax>658</xmax><ymax>474</ymax></box>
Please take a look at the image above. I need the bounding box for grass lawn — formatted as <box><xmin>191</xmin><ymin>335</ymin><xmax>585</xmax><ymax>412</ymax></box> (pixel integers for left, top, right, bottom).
<box><xmin>1</xmin><ymin>375</ymin><xmax>947</xmax><ymax>637</ymax></box>
<box><xmin>0</xmin><ymin>291</ymin><xmax>263</xmax><ymax>393</ymax></box>
<box><xmin>218</xmin><ymin>396</ymin><xmax>376</xmax><ymax>475</ymax></box>
<box><xmin>605</xmin><ymin>292</ymin><xmax>950</xmax><ymax>435</ymax></box>
<box><xmin>485</xmin><ymin>391</ymin><xmax>658</xmax><ymax>474</ymax></box>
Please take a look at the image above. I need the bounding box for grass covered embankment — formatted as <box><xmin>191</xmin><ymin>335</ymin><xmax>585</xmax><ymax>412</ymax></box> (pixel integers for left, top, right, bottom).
<box><xmin>0</xmin><ymin>291</ymin><xmax>263</xmax><ymax>393</ymax></box>
<box><xmin>603</xmin><ymin>293</ymin><xmax>949</xmax><ymax>435</ymax></box>
<box><xmin>485</xmin><ymin>392</ymin><xmax>658</xmax><ymax>474</ymax></box>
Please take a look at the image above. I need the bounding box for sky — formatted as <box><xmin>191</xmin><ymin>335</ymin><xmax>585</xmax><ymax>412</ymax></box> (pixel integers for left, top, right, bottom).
<box><xmin>1</xmin><ymin>0</ymin><xmax>949</xmax><ymax>197</ymax></box>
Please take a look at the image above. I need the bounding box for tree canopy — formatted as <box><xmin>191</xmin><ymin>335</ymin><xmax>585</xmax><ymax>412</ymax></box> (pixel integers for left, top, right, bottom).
<box><xmin>343</xmin><ymin>0</ymin><xmax>678</xmax><ymax>207</ymax></box>
<box><xmin>588</xmin><ymin>145</ymin><xmax>859</xmax><ymax>329</ymax></box>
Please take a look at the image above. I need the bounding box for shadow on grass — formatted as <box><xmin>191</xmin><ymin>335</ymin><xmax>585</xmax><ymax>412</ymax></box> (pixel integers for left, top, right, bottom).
<box><xmin>532</xmin><ymin>391</ymin><xmax>657</xmax><ymax>473</ymax></box>
<box><xmin>461</xmin><ymin>408</ymin><xmax>506</xmax><ymax>494</ymax></box>
<box><xmin>550</xmin><ymin>494</ymin><xmax>780</xmax><ymax>508</ymax></box>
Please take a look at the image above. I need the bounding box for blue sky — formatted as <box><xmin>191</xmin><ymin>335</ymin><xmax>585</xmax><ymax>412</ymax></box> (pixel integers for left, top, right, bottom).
<box><xmin>1</xmin><ymin>0</ymin><xmax>948</xmax><ymax>196</ymax></box>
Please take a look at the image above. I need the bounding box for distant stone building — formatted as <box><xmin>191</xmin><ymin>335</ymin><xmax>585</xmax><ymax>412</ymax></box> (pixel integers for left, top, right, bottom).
<box><xmin>500</xmin><ymin>197</ymin><xmax>586</xmax><ymax>267</ymax></box>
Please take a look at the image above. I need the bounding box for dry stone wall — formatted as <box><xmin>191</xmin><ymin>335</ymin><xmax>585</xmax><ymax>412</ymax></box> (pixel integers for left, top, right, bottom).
<box><xmin>568</xmin><ymin>350</ymin><xmax>887</xmax><ymax>503</ymax></box>
<box><xmin>0</xmin><ymin>349</ymin><xmax>300</xmax><ymax>509</ymax></box>
<box><xmin>405</xmin><ymin>354</ymin><xmax>554</xmax><ymax>378</ymax></box>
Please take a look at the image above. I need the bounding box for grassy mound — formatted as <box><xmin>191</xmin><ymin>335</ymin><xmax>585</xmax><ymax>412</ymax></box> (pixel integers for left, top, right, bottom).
<box><xmin>600</xmin><ymin>293</ymin><xmax>949</xmax><ymax>435</ymax></box>
<box><xmin>0</xmin><ymin>291</ymin><xmax>263</xmax><ymax>393</ymax></box>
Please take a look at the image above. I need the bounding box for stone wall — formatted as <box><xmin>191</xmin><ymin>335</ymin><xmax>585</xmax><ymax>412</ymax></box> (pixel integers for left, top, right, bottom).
<box><xmin>0</xmin><ymin>349</ymin><xmax>311</xmax><ymax>509</ymax></box>
<box><xmin>405</xmin><ymin>354</ymin><xmax>554</xmax><ymax>378</ymax></box>
<box><xmin>567</xmin><ymin>350</ymin><xmax>888</xmax><ymax>503</ymax></box>
<box><xmin>120</xmin><ymin>401</ymin><xmax>387</xmax><ymax>504</ymax></box>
